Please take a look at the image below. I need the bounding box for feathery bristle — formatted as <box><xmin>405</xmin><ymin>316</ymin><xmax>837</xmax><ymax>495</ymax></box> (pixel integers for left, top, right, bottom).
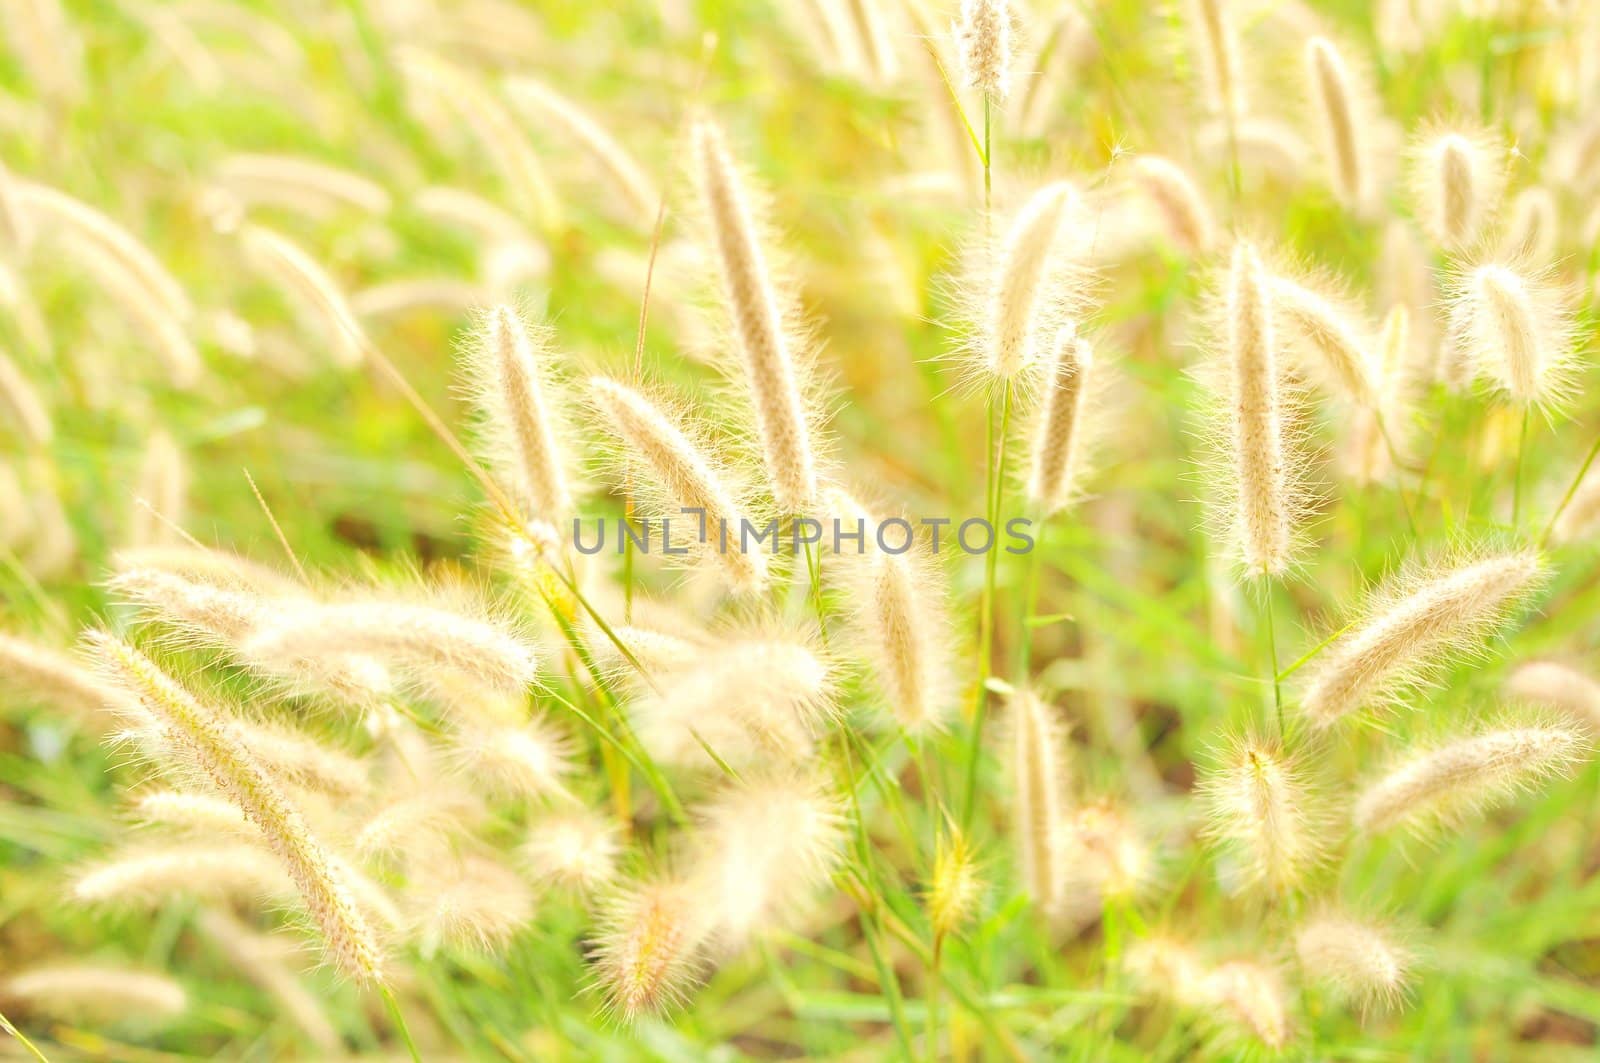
<box><xmin>1448</xmin><ymin>262</ymin><xmax>1575</xmax><ymax>408</ymax></box>
<box><xmin>1127</xmin><ymin>155</ymin><xmax>1213</xmax><ymax>255</ymax></box>
<box><xmin>955</xmin><ymin>0</ymin><xmax>1012</xmax><ymax>101</ymax></box>
<box><xmin>857</xmin><ymin>543</ymin><xmax>957</xmax><ymax>731</ymax></box>
<box><xmin>1219</xmin><ymin>241</ymin><xmax>1297</xmax><ymax>576</ymax></box>
<box><xmin>110</xmin><ymin>567</ymin><xmax>269</xmax><ymax>646</ymax></box>
<box><xmin>522</xmin><ymin>810</ymin><xmax>621</xmax><ymax>892</ymax></box>
<box><xmin>130</xmin><ymin>790</ymin><xmax>251</xmax><ymax>834</ymax></box>
<box><xmin>74</xmin><ymin>843</ymin><xmax>290</xmax><ymax>905</ymax></box>
<box><xmin>1505</xmin><ymin>661</ymin><xmax>1600</xmax><ymax>730</ymax></box>
<box><xmin>0</xmin><ymin>631</ymin><xmax>121</xmax><ymax>721</ymax></box>
<box><xmin>1305</xmin><ymin>37</ymin><xmax>1369</xmax><ymax>210</ymax></box>
<box><xmin>0</xmin><ymin>346</ymin><xmax>50</xmax><ymax>446</ymax></box>
<box><xmin>1199</xmin><ymin>735</ymin><xmax>1321</xmax><ymax>894</ymax></box>
<box><xmin>1010</xmin><ymin>690</ymin><xmax>1068</xmax><ymax>916</ymax></box>
<box><xmin>688</xmin><ymin>773</ymin><xmax>844</xmax><ymax>949</ymax></box>
<box><xmin>980</xmin><ymin>181</ymin><xmax>1081</xmax><ymax>381</ymax></box>
<box><xmin>1301</xmin><ymin>551</ymin><xmax>1545</xmax><ymax>726</ymax></box>
<box><xmin>691</xmin><ymin>118</ymin><xmax>819</xmax><ymax>512</ymax></box>
<box><xmin>1025</xmin><ymin>326</ymin><xmax>1095</xmax><ymax>515</ymax></box>
<box><xmin>2</xmin><ymin>966</ymin><xmax>187</xmax><ymax>1022</ymax></box>
<box><xmin>593</xmin><ymin>878</ymin><xmax>707</xmax><ymax>1021</ymax></box>
<box><xmin>1271</xmin><ymin>275</ymin><xmax>1378</xmax><ymax>406</ymax></box>
<box><xmin>467</xmin><ymin>304</ymin><xmax>575</xmax><ymax>530</ymax></box>
<box><xmin>87</xmin><ymin>633</ymin><xmax>383</xmax><ymax>981</ymax></box>
<box><xmin>239</xmin><ymin>223</ymin><xmax>365</xmax><ymax>369</ymax></box>
<box><xmin>588</xmin><ymin>375</ymin><xmax>769</xmax><ymax>592</ymax></box>
<box><xmin>1355</xmin><ymin>722</ymin><xmax>1586</xmax><ymax>834</ymax></box>
<box><xmin>1295</xmin><ymin>914</ymin><xmax>1412</xmax><ymax>1009</ymax></box>
<box><xmin>1410</xmin><ymin>128</ymin><xmax>1504</xmax><ymax>251</ymax></box>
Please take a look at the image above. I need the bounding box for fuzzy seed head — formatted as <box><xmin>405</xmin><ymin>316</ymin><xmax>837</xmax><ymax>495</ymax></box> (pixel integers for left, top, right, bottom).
<box><xmin>1009</xmin><ymin>690</ymin><xmax>1068</xmax><ymax>916</ymax></box>
<box><xmin>1272</xmin><ymin>276</ymin><xmax>1378</xmax><ymax>406</ymax></box>
<box><xmin>1356</xmin><ymin>722</ymin><xmax>1587</xmax><ymax>835</ymax></box>
<box><xmin>860</xmin><ymin>546</ymin><xmax>957</xmax><ymax>731</ymax></box>
<box><xmin>1449</xmin><ymin>262</ymin><xmax>1575</xmax><ymax>408</ymax></box>
<box><xmin>0</xmin><ymin>346</ymin><xmax>50</xmax><ymax>447</ymax></box>
<box><xmin>1199</xmin><ymin>735</ymin><xmax>1322</xmax><ymax>894</ymax></box>
<box><xmin>1300</xmin><ymin>551</ymin><xmax>1545</xmax><ymax>726</ymax></box>
<box><xmin>412</xmin><ymin>856</ymin><xmax>535</xmax><ymax>957</ymax></box>
<box><xmin>74</xmin><ymin>843</ymin><xmax>291</xmax><ymax>905</ymax></box>
<box><xmin>1306</xmin><ymin>37</ymin><xmax>1369</xmax><ymax>210</ymax></box>
<box><xmin>1500</xmin><ymin>187</ymin><xmax>1558</xmax><ymax>263</ymax></box>
<box><xmin>1201</xmin><ymin>961</ymin><xmax>1290</xmax><ymax>1050</ymax></box>
<box><xmin>691</xmin><ymin>119</ymin><xmax>818</xmax><ymax>511</ymax></box>
<box><xmin>928</xmin><ymin>827</ymin><xmax>983</xmax><ymax>939</ymax></box>
<box><xmin>445</xmin><ymin>718</ymin><xmax>574</xmax><ymax>801</ymax></box>
<box><xmin>1127</xmin><ymin>155</ymin><xmax>1213</xmax><ymax>255</ymax></box>
<box><xmin>1185</xmin><ymin>0</ymin><xmax>1244</xmax><ymax>121</ymax></box>
<box><xmin>2</xmin><ymin>966</ymin><xmax>187</xmax><ymax>1022</ymax></box>
<box><xmin>239</xmin><ymin>223</ymin><xmax>365</xmax><ymax>369</ymax></box>
<box><xmin>1505</xmin><ymin>661</ymin><xmax>1600</xmax><ymax>731</ymax></box>
<box><xmin>1295</xmin><ymin>915</ymin><xmax>1413</xmax><ymax>1009</ymax></box>
<box><xmin>983</xmin><ymin>182</ymin><xmax>1080</xmax><ymax>380</ymax></box>
<box><xmin>522</xmin><ymin>809</ymin><xmax>621</xmax><ymax>892</ymax></box>
<box><xmin>955</xmin><ymin>0</ymin><xmax>1012</xmax><ymax>101</ymax></box>
<box><xmin>593</xmin><ymin>879</ymin><xmax>707</xmax><ymax>1021</ymax></box>
<box><xmin>1025</xmin><ymin>327</ymin><xmax>1094</xmax><ymax>514</ymax></box>
<box><xmin>1411</xmin><ymin>129</ymin><xmax>1504</xmax><ymax>251</ymax></box>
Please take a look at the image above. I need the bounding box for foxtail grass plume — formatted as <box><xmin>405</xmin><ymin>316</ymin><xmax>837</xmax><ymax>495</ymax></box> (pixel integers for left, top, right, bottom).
<box><xmin>445</xmin><ymin>719</ymin><xmax>574</xmax><ymax>801</ymax></box>
<box><xmin>1355</xmin><ymin>722</ymin><xmax>1586</xmax><ymax>834</ymax></box>
<box><xmin>975</xmin><ymin>181</ymin><xmax>1081</xmax><ymax>381</ymax></box>
<box><xmin>1409</xmin><ymin>128</ymin><xmax>1504</xmax><ymax>251</ymax></box>
<box><xmin>504</xmin><ymin>77</ymin><xmax>657</xmax><ymax>229</ymax></box>
<box><xmin>1295</xmin><ymin>914</ymin><xmax>1413</xmax><ymax>1010</ymax></box>
<box><xmin>1552</xmin><ymin>466</ymin><xmax>1600</xmax><ymax>544</ymax></box>
<box><xmin>239</xmin><ymin>223</ymin><xmax>365</xmax><ymax>370</ymax></box>
<box><xmin>1217</xmin><ymin>241</ymin><xmax>1299</xmax><ymax>576</ymax></box>
<box><xmin>1299</xmin><ymin>551</ymin><xmax>1545</xmax><ymax>726</ymax></box>
<box><xmin>521</xmin><ymin>809</ymin><xmax>620</xmax><ymax>892</ymax></box>
<box><xmin>1305</xmin><ymin>37</ymin><xmax>1371</xmax><ymax>210</ymax></box>
<box><xmin>130</xmin><ymin>790</ymin><xmax>250</xmax><ymax>835</ymax></box>
<box><xmin>198</xmin><ymin>910</ymin><xmax>342</xmax><ymax>1056</ymax></box>
<box><xmin>74</xmin><ymin>843</ymin><xmax>291</xmax><ymax>905</ymax></box>
<box><xmin>214</xmin><ymin>153</ymin><xmax>393</xmax><ymax>217</ymax></box>
<box><xmin>130</xmin><ymin>430</ymin><xmax>186</xmax><ymax>546</ymax></box>
<box><xmin>1009</xmin><ymin>690</ymin><xmax>1068</xmax><ymax>916</ymax></box>
<box><xmin>1199</xmin><ymin>735</ymin><xmax>1321</xmax><ymax>894</ymax></box>
<box><xmin>2</xmin><ymin>966</ymin><xmax>187</xmax><ymax>1023</ymax></box>
<box><xmin>688</xmin><ymin>774</ymin><xmax>844</xmax><ymax>949</ymax></box>
<box><xmin>412</xmin><ymin>855</ymin><xmax>535</xmax><ymax>956</ymax></box>
<box><xmin>955</xmin><ymin>0</ymin><xmax>1012</xmax><ymax>102</ymax></box>
<box><xmin>691</xmin><ymin>118</ymin><xmax>819</xmax><ymax>511</ymax></box>
<box><xmin>856</xmin><ymin>538</ymin><xmax>957</xmax><ymax>731</ymax></box>
<box><xmin>1500</xmin><ymin>187</ymin><xmax>1558</xmax><ymax>263</ymax></box>
<box><xmin>593</xmin><ymin>878</ymin><xmax>707</xmax><ymax>1021</ymax></box>
<box><xmin>1342</xmin><ymin>304</ymin><xmax>1415</xmax><ymax>484</ymax></box>
<box><xmin>0</xmin><ymin>347</ymin><xmax>50</xmax><ymax>446</ymax></box>
<box><xmin>1201</xmin><ymin>961</ymin><xmax>1290</xmax><ymax>1050</ymax></box>
<box><xmin>588</xmin><ymin>375</ymin><xmax>769</xmax><ymax>592</ymax></box>
<box><xmin>467</xmin><ymin>305</ymin><xmax>575</xmax><ymax>533</ymax></box>
<box><xmin>1025</xmin><ymin>326</ymin><xmax>1095</xmax><ymax>515</ymax></box>
<box><xmin>1126</xmin><ymin>155</ymin><xmax>1213</xmax><ymax>255</ymax></box>
<box><xmin>111</xmin><ymin>543</ymin><xmax>302</xmax><ymax>596</ymax></box>
<box><xmin>1447</xmin><ymin>262</ymin><xmax>1575</xmax><ymax>408</ymax></box>
<box><xmin>0</xmin><ymin>631</ymin><xmax>119</xmax><ymax>721</ymax></box>
<box><xmin>1505</xmin><ymin>661</ymin><xmax>1600</xmax><ymax>730</ymax></box>
<box><xmin>927</xmin><ymin>826</ymin><xmax>983</xmax><ymax>939</ymax></box>
<box><xmin>87</xmin><ymin>633</ymin><xmax>384</xmax><ymax>981</ymax></box>
<box><xmin>1271</xmin><ymin>275</ymin><xmax>1378</xmax><ymax>407</ymax></box>
<box><xmin>1184</xmin><ymin>0</ymin><xmax>1244</xmax><ymax>122</ymax></box>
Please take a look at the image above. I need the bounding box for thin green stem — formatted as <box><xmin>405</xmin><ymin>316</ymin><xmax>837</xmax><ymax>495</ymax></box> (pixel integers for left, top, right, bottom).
<box><xmin>1541</xmin><ymin>427</ymin><xmax>1600</xmax><ymax>547</ymax></box>
<box><xmin>1262</xmin><ymin>577</ymin><xmax>1283</xmax><ymax>741</ymax></box>
<box><xmin>966</xmin><ymin>381</ymin><xmax>1013</xmax><ymax>829</ymax></box>
<box><xmin>1513</xmin><ymin>406</ymin><xmax>1532</xmax><ymax>528</ymax></box>
<box><xmin>0</xmin><ymin>1009</ymin><xmax>47</xmax><ymax>1063</ymax></box>
<box><xmin>1373</xmin><ymin>410</ymin><xmax>1419</xmax><ymax>537</ymax></box>
<box><xmin>380</xmin><ymin>985</ymin><xmax>423</xmax><ymax>1063</ymax></box>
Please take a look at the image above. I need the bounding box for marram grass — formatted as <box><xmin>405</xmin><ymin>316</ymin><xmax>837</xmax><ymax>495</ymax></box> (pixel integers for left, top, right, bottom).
<box><xmin>8</xmin><ymin>2</ymin><xmax>1600</xmax><ymax>1060</ymax></box>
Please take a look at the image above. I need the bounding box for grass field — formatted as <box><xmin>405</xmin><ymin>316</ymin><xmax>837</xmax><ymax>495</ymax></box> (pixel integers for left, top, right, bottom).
<box><xmin>4</xmin><ymin>0</ymin><xmax>1600</xmax><ymax>1059</ymax></box>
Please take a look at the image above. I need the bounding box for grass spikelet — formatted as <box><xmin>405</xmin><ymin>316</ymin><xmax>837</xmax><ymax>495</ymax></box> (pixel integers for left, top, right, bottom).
<box><xmin>587</xmin><ymin>375</ymin><xmax>769</xmax><ymax>592</ymax></box>
<box><xmin>1126</xmin><ymin>937</ymin><xmax>1210</xmax><ymax>1005</ymax></box>
<box><xmin>1271</xmin><ymin>274</ymin><xmax>1378</xmax><ymax>407</ymax></box>
<box><xmin>1126</xmin><ymin>155</ymin><xmax>1213</xmax><ymax>255</ymax></box>
<box><xmin>1025</xmin><ymin>326</ymin><xmax>1095</xmax><ymax>515</ymax></box>
<box><xmin>111</xmin><ymin>544</ymin><xmax>302</xmax><ymax>596</ymax></box>
<box><xmin>1212</xmin><ymin>240</ymin><xmax>1302</xmax><ymax>577</ymax></box>
<box><xmin>688</xmin><ymin>773</ymin><xmax>845</xmax><ymax>949</ymax></box>
<box><xmin>238</xmin><ymin>222</ymin><xmax>366</xmax><ymax>370</ymax></box>
<box><xmin>1185</xmin><ymin>0</ymin><xmax>1244</xmax><ymax>121</ymax></box>
<box><xmin>0</xmin><ymin>631</ymin><xmax>120</xmax><ymax>721</ymax></box>
<box><xmin>232</xmin><ymin>719</ymin><xmax>371</xmax><ymax>798</ymax></box>
<box><xmin>466</xmin><ymin>304</ymin><xmax>576</xmax><ymax>531</ymax></box>
<box><xmin>197</xmin><ymin>910</ymin><xmax>342</xmax><ymax>1056</ymax></box>
<box><xmin>1499</xmin><ymin>187</ymin><xmax>1558</xmax><ymax>263</ymax></box>
<box><xmin>1505</xmin><ymin>661</ymin><xmax>1600</xmax><ymax>730</ymax></box>
<box><xmin>412</xmin><ymin>855</ymin><xmax>535</xmax><ymax>957</ymax></box>
<box><xmin>854</xmin><ymin>539</ymin><xmax>958</xmax><ymax>731</ymax></box>
<box><xmin>927</xmin><ymin>826</ymin><xmax>983</xmax><ymax>939</ymax></box>
<box><xmin>1059</xmin><ymin>799</ymin><xmax>1149</xmax><ymax>906</ymax></box>
<box><xmin>109</xmin><ymin>566</ymin><xmax>272</xmax><ymax>646</ymax></box>
<box><xmin>504</xmin><ymin>77</ymin><xmax>657</xmax><ymax>228</ymax></box>
<box><xmin>631</xmin><ymin>632</ymin><xmax>835</xmax><ymax>767</ymax></box>
<box><xmin>1305</xmin><ymin>36</ymin><xmax>1371</xmax><ymax>210</ymax></box>
<box><xmin>12</xmin><ymin>180</ymin><xmax>191</xmax><ymax>323</ymax></box>
<box><xmin>73</xmin><ymin>843</ymin><xmax>291</xmax><ymax>905</ymax></box>
<box><xmin>690</xmin><ymin>117</ymin><xmax>819</xmax><ymax>512</ymax></box>
<box><xmin>130</xmin><ymin>789</ymin><xmax>251</xmax><ymax>834</ymax></box>
<box><xmin>243</xmin><ymin>597</ymin><xmax>538</xmax><ymax>699</ymax></box>
<box><xmin>955</xmin><ymin>0</ymin><xmax>1012</xmax><ymax>102</ymax></box>
<box><xmin>1009</xmin><ymin>690</ymin><xmax>1068</xmax><ymax>915</ymax></box>
<box><xmin>130</xmin><ymin>430</ymin><xmax>186</xmax><ymax>546</ymax></box>
<box><xmin>396</xmin><ymin>47</ymin><xmax>561</xmax><ymax>232</ymax></box>
<box><xmin>1198</xmin><ymin>734</ymin><xmax>1322</xmax><ymax>894</ymax></box>
<box><xmin>445</xmin><ymin>718</ymin><xmax>574</xmax><ymax>801</ymax></box>
<box><xmin>1295</xmin><ymin>914</ymin><xmax>1413</xmax><ymax>1010</ymax></box>
<box><xmin>0</xmin><ymin>346</ymin><xmax>50</xmax><ymax>446</ymax></box>
<box><xmin>1300</xmin><ymin>550</ymin><xmax>1545</xmax><ymax>726</ymax></box>
<box><xmin>86</xmin><ymin>633</ymin><xmax>384</xmax><ymax>981</ymax></box>
<box><xmin>522</xmin><ymin>809</ymin><xmax>621</xmax><ymax>892</ymax></box>
<box><xmin>1200</xmin><ymin>960</ymin><xmax>1290</xmax><ymax>1050</ymax></box>
<box><xmin>1354</xmin><ymin>721</ymin><xmax>1587</xmax><ymax>834</ymax></box>
<box><xmin>971</xmin><ymin>181</ymin><xmax>1083</xmax><ymax>382</ymax></box>
<box><xmin>214</xmin><ymin>153</ymin><xmax>392</xmax><ymax>216</ymax></box>
<box><xmin>2</xmin><ymin>966</ymin><xmax>186</xmax><ymax>1022</ymax></box>
<box><xmin>593</xmin><ymin>877</ymin><xmax>708</xmax><ymax>1022</ymax></box>
<box><xmin>1447</xmin><ymin>261</ymin><xmax>1576</xmax><ymax>408</ymax></box>
<box><xmin>1409</xmin><ymin>127</ymin><xmax>1505</xmax><ymax>251</ymax></box>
